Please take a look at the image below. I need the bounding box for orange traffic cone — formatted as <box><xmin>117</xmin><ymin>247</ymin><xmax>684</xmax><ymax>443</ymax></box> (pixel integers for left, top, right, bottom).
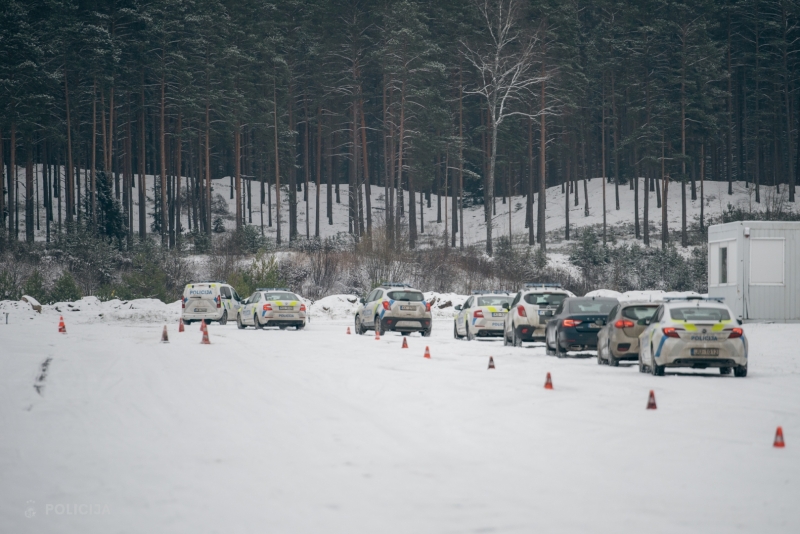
<box><xmin>347</xmin><ymin>327</ymin><xmax>351</xmax><ymax>335</ymax></box>
<box><xmin>774</xmin><ymin>426</ymin><xmax>786</xmax><ymax>448</ymax></box>
<box><xmin>375</xmin><ymin>329</ymin><xmax>381</xmax><ymax>340</ymax></box>
<box><xmin>200</xmin><ymin>320</ymin><xmax>206</xmax><ymax>332</ymax></box>
<box><xmin>424</xmin><ymin>346</ymin><xmax>431</xmax><ymax>359</ymax></box>
<box><xmin>402</xmin><ymin>337</ymin><xmax>409</xmax><ymax>349</ymax></box>
<box><xmin>161</xmin><ymin>325</ymin><xmax>169</xmax><ymax>343</ymax></box>
<box><xmin>178</xmin><ymin>318</ymin><xmax>185</xmax><ymax>333</ymax></box>
<box><xmin>488</xmin><ymin>356</ymin><xmax>495</xmax><ymax>370</ymax></box>
<box><xmin>544</xmin><ymin>372</ymin><xmax>553</xmax><ymax>389</ymax></box>
<box><xmin>58</xmin><ymin>316</ymin><xmax>66</xmax><ymax>334</ymax></box>
<box><xmin>647</xmin><ymin>390</ymin><xmax>657</xmax><ymax>410</ymax></box>
<box><xmin>201</xmin><ymin>326</ymin><xmax>210</xmax><ymax>344</ymax></box>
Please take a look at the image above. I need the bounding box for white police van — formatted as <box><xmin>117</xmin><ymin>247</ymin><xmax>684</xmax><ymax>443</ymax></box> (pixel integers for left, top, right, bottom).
<box><xmin>181</xmin><ymin>281</ymin><xmax>244</xmax><ymax>325</ymax></box>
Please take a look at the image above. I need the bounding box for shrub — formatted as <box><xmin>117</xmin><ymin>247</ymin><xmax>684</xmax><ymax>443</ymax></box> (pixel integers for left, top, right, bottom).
<box><xmin>50</xmin><ymin>272</ymin><xmax>83</xmax><ymax>303</ymax></box>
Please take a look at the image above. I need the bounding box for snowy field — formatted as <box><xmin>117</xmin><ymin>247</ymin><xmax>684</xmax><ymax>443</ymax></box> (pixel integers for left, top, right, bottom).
<box><xmin>1</xmin><ymin>306</ymin><xmax>798</xmax><ymax>533</ymax></box>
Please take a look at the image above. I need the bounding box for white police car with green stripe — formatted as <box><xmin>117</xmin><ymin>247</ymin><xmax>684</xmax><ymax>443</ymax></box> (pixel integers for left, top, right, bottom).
<box><xmin>638</xmin><ymin>296</ymin><xmax>747</xmax><ymax>376</ymax></box>
<box><xmin>355</xmin><ymin>283</ymin><xmax>432</xmax><ymax>336</ymax></box>
<box><xmin>236</xmin><ymin>288</ymin><xmax>307</xmax><ymax>330</ymax></box>
<box><xmin>453</xmin><ymin>291</ymin><xmax>512</xmax><ymax>340</ymax></box>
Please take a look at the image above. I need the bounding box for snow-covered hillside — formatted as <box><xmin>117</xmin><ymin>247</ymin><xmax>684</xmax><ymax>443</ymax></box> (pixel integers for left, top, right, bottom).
<box><xmin>12</xmin><ymin>164</ymin><xmax>794</xmax><ymax>250</ymax></box>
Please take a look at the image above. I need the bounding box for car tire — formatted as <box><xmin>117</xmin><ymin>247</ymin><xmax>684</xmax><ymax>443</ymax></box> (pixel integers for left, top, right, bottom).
<box><xmin>375</xmin><ymin>317</ymin><xmax>385</xmax><ymax>336</ymax></box>
<box><xmin>734</xmin><ymin>364</ymin><xmax>748</xmax><ymax>377</ymax></box>
<box><xmin>253</xmin><ymin>313</ymin><xmax>261</xmax><ymax>329</ymax></box>
<box><xmin>421</xmin><ymin>328</ymin><xmax>432</xmax><ymax>337</ymax></box>
<box><xmin>719</xmin><ymin>367</ymin><xmax>732</xmax><ymax>375</ymax></box>
<box><xmin>466</xmin><ymin>325</ymin><xmax>475</xmax><ymax>341</ymax></box>
<box><xmin>236</xmin><ymin>313</ymin><xmax>246</xmax><ymax>330</ymax></box>
<box><xmin>545</xmin><ymin>330</ymin><xmax>556</xmax><ymax>356</ymax></box>
<box><xmin>400</xmin><ymin>331</ymin><xmax>410</xmax><ymax>336</ymax></box>
<box><xmin>651</xmin><ymin>345</ymin><xmax>665</xmax><ymax>376</ymax></box>
<box><xmin>608</xmin><ymin>349</ymin><xmax>619</xmax><ymax>367</ymax></box>
<box><xmin>453</xmin><ymin>322</ymin><xmax>460</xmax><ymax>339</ymax></box>
<box><xmin>355</xmin><ymin>316</ymin><xmax>365</xmax><ymax>335</ymax></box>
<box><xmin>218</xmin><ymin>311</ymin><xmax>228</xmax><ymax>326</ymax></box>
<box><xmin>638</xmin><ymin>356</ymin><xmax>646</xmax><ymax>373</ymax></box>
<box><xmin>512</xmin><ymin>327</ymin><xmax>523</xmax><ymax>347</ymax></box>
<box><xmin>297</xmin><ymin>323</ymin><xmax>305</xmax><ymax>330</ymax></box>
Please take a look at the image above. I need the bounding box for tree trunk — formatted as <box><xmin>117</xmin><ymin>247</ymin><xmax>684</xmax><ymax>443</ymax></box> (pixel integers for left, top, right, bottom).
<box><xmin>537</xmin><ymin>60</ymin><xmax>547</xmax><ymax>252</ymax></box>
<box><xmin>92</xmin><ymin>79</ymin><xmax>98</xmax><ymax>230</ymax></box>
<box><xmin>235</xmin><ymin>122</ymin><xmax>242</xmax><ymax>229</ymax></box>
<box><xmin>25</xmin><ymin>138</ymin><xmax>33</xmax><ymax>242</ymax></box>
<box><xmin>316</xmin><ymin>108</ymin><xmax>322</xmax><ymax>238</ymax></box>
<box><xmin>160</xmin><ymin>76</ymin><xmax>167</xmax><ymax>243</ymax></box>
<box><xmin>273</xmin><ymin>76</ymin><xmax>281</xmax><ymax>244</ymax></box>
<box><xmin>359</xmin><ymin>99</ymin><xmax>372</xmax><ymax>238</ymax></box>
<box><xmin>601</xmin><ymin>80</ymin><xmax>607</xmax><ymax>245</ymax></box>
<box><xmin>661</xmin><ymin>135</ymin><xmax>668</xmax><ymax>249</ymax></box>
<box><xmin>139</xmin><ymin>86</ymin><xmax>147</xmax><ymax>238</ymax></box>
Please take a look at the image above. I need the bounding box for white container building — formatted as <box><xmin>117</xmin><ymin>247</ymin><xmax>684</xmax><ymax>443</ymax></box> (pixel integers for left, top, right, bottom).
<box><xmin>708</xmin><ymin>221</ymin><xmax>800</xmax><ymax>322</ymax></box>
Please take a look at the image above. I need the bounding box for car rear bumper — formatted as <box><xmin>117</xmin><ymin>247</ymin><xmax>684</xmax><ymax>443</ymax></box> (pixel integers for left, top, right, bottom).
<box><xmin>263</xmin><ymin>319</ymin><xmax>305</xmax><ymax>327</ymax></box>
<box><xmin>515</xmin><ymin>324</ymin><xmax>546</xmax><ymax>340</ymax></box>
<box><xmin>558</xmin><ymin>329</ymin><xmax>600</xmax><ymax>350</ymax></box>
<box><xmin>381</xmin><ymin>317</ymin><xmax>431</xmax><ymax>332</ymax></box>
<box><xmin>654</xmin><ymin>339</ymin><xmax>747</xmax><ymax>367</ymax></box>
<box><xmin>182</xmin><ymin>310</ymin><xmax>225</xmax><ymax>321</ymax></box>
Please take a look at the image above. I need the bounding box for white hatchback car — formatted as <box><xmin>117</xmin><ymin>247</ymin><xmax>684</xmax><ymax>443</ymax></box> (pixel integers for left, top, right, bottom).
<box><xmin>503</xmin><ymin>283</ymin><xmax>575</xmax><ymax>346</ymax></box>
<box><xmin>354</xmin><ymin>283</ymin><xmax>432</xmax><ymax>336</ymax></box>
<box><xmin>453</xmin><ymin>291</ymin><xmax>513</xmax><ymax>340</ymax></box>
<box><xmin>236</xmin><ymin>288</ymin><xmax>307</xmax><ymax>330</ymax></box>
<box><xmin>638</xmin><ymin>297</ymin><xmax>747</xmax><ymax>376</ymax></box>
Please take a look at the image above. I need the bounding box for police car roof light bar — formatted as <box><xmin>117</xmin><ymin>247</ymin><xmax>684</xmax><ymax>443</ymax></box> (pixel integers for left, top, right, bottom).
<box><xmin>471</xmin><ymin>290</ymin><xmax>511</xmax><ymax>295</ymax></box>
<box><xmin>381</xmin><ymin>282</ymin><xmax>411</xmax><ymax>288</ymax></box>
<box><xmin>191</xmin><ymin>280</ymin><xmax>227</xmax><ymax>285</ymax></box>
<box><xmin>523</xmin><ymin>282</ymin><xmax>562</xmax><ymax>288</ymax></box>
<box><xmin>256</xmin><ymin>287</ymin><xmax>292</xmax><ymax>292</ymax></box>
<box><xmin>663</xmin><ymin>296</ymin><xmax>725</xmax><ymax>302</ymax></box>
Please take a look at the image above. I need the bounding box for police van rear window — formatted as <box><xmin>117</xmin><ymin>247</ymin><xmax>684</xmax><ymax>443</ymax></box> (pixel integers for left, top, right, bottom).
<box><xmin>388</xmin><ymin>291</ymin><xmax>424</xmax><ymax>302</ymax></box>
<box><xmin>263</xmin><ymin>292</ymin><xmax>298</xmax><ymax>301</ymax></box>
<box><xmin>670</xmin><ymin>307</ymin><xmax>731</xmax><ymax>322</ymax></box>
<box><xmin>478</xmin><ymin>296</ymin><xmax>511</xmax><ymax>307</ymax></box>
<box><xmin>524</xmin><ymin>293</ymin><xmax>566</xmax><ymax>306</ymax></box>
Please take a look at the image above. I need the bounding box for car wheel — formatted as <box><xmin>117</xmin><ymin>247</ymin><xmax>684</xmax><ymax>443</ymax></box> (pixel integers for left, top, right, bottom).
<box><xmin>512</xmin><ymin>327</ymin><xmax>523</xmax><ymax>347</ymax></box>
<box><xmin>466</xmin><ymin>325</ymin><xmax>475</xmax><ymax>341</ymax></box>
<box><xmin>236</xmin><ymin>313</ymin><xmax>246</xmax><ymax>330</ymax></box>
<box><xmin>638</xmin><ymin>355</ymin><xmax>646</xmax><ymax>373</ymax></box>
<box><xmin>556</xmin><ymin>344</ymin><xmax>568</xmax><ymax>358</ymax></box>
<box><xmin>297</xmin><ymin>323</ymin><xmax>305</xmax><ymax>330</ymax></box>
<box><xmin>375</xmin><ymin>316</ymin><xmax>385</xmax><ymax>336</ymax></box>
<box><xmin>608</xmin><ymin>346</ymin><xmax>619</xmax><ymax>367</ymax></box>
<box><xmin>421</xmin><ymin>327</ymin><xmax>432</xmax><ymax>337</ymax></box>
<box><xmin>453</xmin><ymin>322</ymin><xmax>460</xmax><ymax>339</ymax></box>
<box><xmin>719</xmin><ymin>367</ymin><xmax>732</xmax><ymax>375</ymax></box>
<box><xmin>545</xmin><ymin>330</ymin><xmax>557</xmax><ymax>356</ymax></box>
<box><xmin>734</xmin><ymin>364</ymin><xmax>748</xmax><ymax>377</ymax></box>
<box><xmin>218</xmin><ymin>311</ymin><xmax>228</xmax><ymax>326</ymax></box>
<box><xmin>651</xmin><ymin>345</ymin><xmax>665</xmax><ymax>376</ymax></box>
<box><xmin>253</xmin><ymin>313</ymin><xmax>261</xmax><ymax>329</ymax></box>
<box><xmin>400</xmin><ymin>331</ymin><xmax>410</xmax><ymax>336</ymax></box>
<box><xmin>184</xmin><ymin>319</ymin><xmax>193</xmax><ymax>325</ymax></box>
<box><xmin>355</xmin><ymin>315</ymin><xmax>365</xmax><ymax>335</ymax></box>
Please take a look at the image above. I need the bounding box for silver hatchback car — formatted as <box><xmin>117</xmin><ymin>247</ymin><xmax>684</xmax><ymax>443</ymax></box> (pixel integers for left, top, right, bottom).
<box><xmin>596</xmin><ymin>302</ymin><xmax>660</xmax><ymax>366</ymax></box>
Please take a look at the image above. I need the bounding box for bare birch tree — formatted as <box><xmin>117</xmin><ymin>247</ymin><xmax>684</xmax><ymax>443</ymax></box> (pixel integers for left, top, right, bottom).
<box><xmin>463</xmin><ymin>0</ymin><xmax>542</xmax><ymax>256</ymax></box>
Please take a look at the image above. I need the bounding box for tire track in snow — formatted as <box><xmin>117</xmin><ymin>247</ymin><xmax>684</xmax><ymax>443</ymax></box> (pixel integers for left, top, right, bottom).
<box><xmin>33</xmin><ymin>357</ymin><xmax>52</xmax><ymax>396</ymax></box>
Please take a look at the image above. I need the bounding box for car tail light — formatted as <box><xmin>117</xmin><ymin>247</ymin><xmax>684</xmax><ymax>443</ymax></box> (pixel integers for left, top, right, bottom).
<box><xmin>182</xmin><ymin>299</ymin><xmax>186</xmax><ymax>309</ymax></box>
<box><xmin>614</xmin><ymin>319</ymin><xmax>635</xmax><ymax>328</ymax></box>
<box><xmin>216</xmin><ymin>296</ymin><xmax>221</xmax><ymax>308</ymax></box>
<box><xmin>563</xmin><ymin>319</ymin><xmax>582</xmax><ymax>327</ymax></box>
<box><xmin>662</xmin><ymin>327</ymin><xmax>680</xmax><ymax>338</ymax></box>
<box><xmin>300</xmin><ymin>304</ymin><xmax>306</xmax><ymax>312</ymax></box>
<box><xmin>263</xmin><ymin>303</ymin><xmax>272</xmax><ymax>312</ymax></box>
<box><xmin>517</xmin><ymin>305</ymin><xmax>527</xmax><ymax>317</ymax></box>
<box><xmin>473</xmin><ymin>309</ymin><xmax>484</xmax><ymax>319</ymax></box>
<box><xmin>728</xmin><ymin>327</ymin><xmax>743</xmax><ymax>339</ymax></box>
<box><xmin>382</xmin><ymin>301</ymin><xmax>391</xmax><ymax>311</ymax></box>
<box><xmin>425</xmin><ymin>302</ymin><xmax>431</xmax><ymax>312</ymax></box>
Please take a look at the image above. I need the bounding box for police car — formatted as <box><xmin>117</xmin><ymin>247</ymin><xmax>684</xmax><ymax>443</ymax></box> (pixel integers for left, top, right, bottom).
<box><xmin>182</xmin><ymin>281</ymin><xmax>244</xmax><ymax>325</ymax></box>
<box><xmin>236</xmin><ymin>288</ymin><xmax>308</xmax><ymax>330</ymax></box>
<box><xmin>355</xmin><ymin>283</ymin><xmax>432</xmax><ymax>336</ymax></box>
<box><xmin>638</xmin><ymin>296</ymin><xmax>747</xmax><ymax>376</ymax></box>
<box><xmin>453</xmin><ymin>291</ymin><xmax>512</xmax><ymax>340</ymax></box>
<box><xmin>503</xmin><ymin>283</ymin><xmax>575</xmax><ymax>346</ymax></box>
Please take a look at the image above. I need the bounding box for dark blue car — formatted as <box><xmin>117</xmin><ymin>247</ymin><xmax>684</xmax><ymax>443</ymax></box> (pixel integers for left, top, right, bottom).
<box><xmin>545</xmin><ymin>297</ymin><xmax>619</xmax><ymax>356</ymax></box>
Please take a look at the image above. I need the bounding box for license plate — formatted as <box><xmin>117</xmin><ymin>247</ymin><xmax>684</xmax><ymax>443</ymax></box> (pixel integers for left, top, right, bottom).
<box><xmin>691</xmin><ymin>348</ymin><xmax>719</xmax><ymax>356</ymax></box>
<box><xmin>400</xmin><ymin>305</ymin><xmax>415</xmax><ymax>311</ymax></box>
<box><xmin>538</xmin><ymin>310</ymin><xmax>551</xmax><ymax>316</ymax></box>
<box><xmin>278</xmin><ymin>314</ymin><xmax>294</xmax><ymax>318</ymax></box>
<box><xmin>588</xmin><ymin>323</ymin><xmax>600</xmax><ymax>329</ymax></box>
<box><xmin>492</xmin><ymin>322</ymin><xmax>504</xmax><ymax>327</ymax></box>
<box><xmin>492</xmin><ymin>312</ymin><xmax>505</xmax><ymax>317</ymax></box>
<box><xmin>279</xmin><ymin>306</ymin><xmax>293</xmax><ymax>311</ymax></box>
<box><xmin>194</xmin><ymin>308</ymin><xmax>207</xmax><ymax>312</ymax></box>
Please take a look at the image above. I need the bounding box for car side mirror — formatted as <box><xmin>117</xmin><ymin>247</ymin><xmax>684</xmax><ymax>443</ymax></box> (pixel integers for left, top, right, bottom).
<box><xmin>454</xmin><ymin>305</ymin><xmax>462</xmax><ymax>311</ymax></box>
<box><xmin>737</xmin><ymin>319</ymin><xmax>743</xmax><ymax>325</ymax></box>
<box><xmin>637</xmin><ymin>318</ymin><xmax>648</xmax><ymax>326</ymax></box>
<box><xmin>359</xmin><ymin>297</ymin><xmax>365</xmax><ymax>304</ymax></box>
<box><xmin>502</xmin><ymin>303</ymin><xmax>510</xmax><ymax>310</ymax></box>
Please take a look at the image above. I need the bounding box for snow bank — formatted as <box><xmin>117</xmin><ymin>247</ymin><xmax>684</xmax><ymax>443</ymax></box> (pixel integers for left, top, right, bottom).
<box><xmin>424</xmin><ymin>292</ymin><xmax>468</xmax><ymax>319</ymax></box>
<box><xmin>309</xmin><ymin>294</ymin><xmax>360</xmax><ymax>320</ymax></box>
<box><xmin>584</xmin><ymin>289</ymin><xmax>623</xmax><ymax>299</ymax></box>
<box><xmin>584</xmin><ymin>289</ymin><xmax>704</xmax><ymax>303</ymax></box>
<box><xmin>0</xmin><ymin>296</ymin><xmax>183</xmax><ymax>325</ymax></box>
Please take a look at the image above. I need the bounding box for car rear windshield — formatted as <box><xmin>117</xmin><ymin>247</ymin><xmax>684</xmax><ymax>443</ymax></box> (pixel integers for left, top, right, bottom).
<box><xmin>524</xmin><ymin>293</ymin><xmax>567</xmax><ymax>306</ymax></box>
<box><xmin>263</xmin><ymin>292</ymin><xmax>299</xmax><ymax>301</ymax></box>
<box><xmin>670</xmin><ymin>307</ymin><xmax>731</xmax><ymax>322</ymax></box>
<box><xmin>388</xmin><ymin>291</ymin><xmax>424</xmax><ymax>302</ymax></box>
<box><xmin>568</xmin><ymin>300</ymin><xmax>617</xmax><ymax>314</ymax></box>
<box><xmin>477</xmin><ymin>296</ymin><xmax>511</xmax><ymax>307</ymax></box>
<box><xmin>621</xmin><ymin>306</ymin><xmax>659</xmax><ymax>321</ymax></box>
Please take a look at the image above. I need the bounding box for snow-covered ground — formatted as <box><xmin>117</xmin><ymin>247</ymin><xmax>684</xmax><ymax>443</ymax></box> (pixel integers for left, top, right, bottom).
<box><xmin>1</xmin><ymin>303</ymin><xmax>798</xmax><ymax>533</ymax></box>
<box><xmin>13</xmin><ymin>164</ymin><xmax>795</xmax><ymax>249</ymax></box>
